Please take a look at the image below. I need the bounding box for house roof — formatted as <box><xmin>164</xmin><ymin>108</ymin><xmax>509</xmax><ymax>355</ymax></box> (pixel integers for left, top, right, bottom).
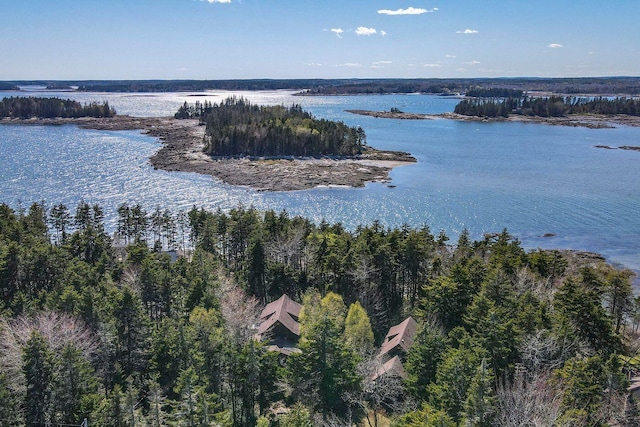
<box><xmin>372</xmin><ymin>355</ymin><xmax>406</xmax><ymax>381</ymax></box>
<box><xmin>258</xmin><ymin>294</ymin><xmax>302</xmax><ymax>337</ymax></box>
<box><xmin>379</xmin><ymin>317</ymin><xmax>417</xmax><ymax>357</ymax></box>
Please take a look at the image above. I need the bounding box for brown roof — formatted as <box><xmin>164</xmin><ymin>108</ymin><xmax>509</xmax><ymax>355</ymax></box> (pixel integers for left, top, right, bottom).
<box><xmin>379</xmin><ymin>317</ymin><xmax>417</xmax><ymax>357</ymax></box>
<box><xmin>372</xmin><ymin>355</ymin><xmax>406</xmax><ymax>381</ymax></box>
<box><xmin>258</xmin><ymin>294</ymin><xmax>302</xmax><ymax>337</ymax></box>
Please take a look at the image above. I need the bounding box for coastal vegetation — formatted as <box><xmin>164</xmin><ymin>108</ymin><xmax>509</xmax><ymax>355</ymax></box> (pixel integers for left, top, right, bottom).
<box><xmin>454</xmin><ymin>95</ymin><xmax>640</xmax><ymax>118</ymax></box>
<box><xmin>0</xmin><ymin>96</ymin><xmax>115</xmax><ymax>119</ymax></box>
<box><xmin>177</xmin><ymin>97</ymin><xmax>367</xmax><ymax>157</ymax></box>
<box><xmin>0</xmin><ymin>201</ymin><xmax>638</xmax><ymax>426</ymax></box>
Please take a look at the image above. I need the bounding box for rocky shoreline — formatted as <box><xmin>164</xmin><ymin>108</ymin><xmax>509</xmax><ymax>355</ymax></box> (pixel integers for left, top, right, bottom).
<box><xmin>0</xmin><ymin>116</ymin><xmax>417</xmax><ymax>192</ymax></box>
<box><xmin>346</xmin><ymin>109</ymin><xmax>640</xmax><ymax>129</ymax></box>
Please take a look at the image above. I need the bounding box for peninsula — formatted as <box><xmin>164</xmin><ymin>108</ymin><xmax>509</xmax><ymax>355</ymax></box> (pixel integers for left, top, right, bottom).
<box><xmin>0</xmin><ymin>97</ymin><xmax>416</xmax><ymax>191</ymax></box>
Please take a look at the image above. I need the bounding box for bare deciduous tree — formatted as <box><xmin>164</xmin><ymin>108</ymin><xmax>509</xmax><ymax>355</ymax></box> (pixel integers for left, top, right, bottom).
<box><xmin>217</xmin><ymin>278</ymin><xmax>261</xmax><ymax>345</ymax></box>
<box><xmin>0</xmin><ymin>311</ymin><xmax>97</xmax><ymax>396</ymax></box>
<box><xmin>495</xmin><ymin>371</ymin><xmax>570</xmax><ymax>427</ymax></box>
<box><xmin>344</xmin><ymin>355</ymin><xmax>407</xmax><ymax>427</ymax></box>
<box><xmin>519</xmin><ymin>331</ymin><xmax>578</xmax><ymax>375</ymax></box>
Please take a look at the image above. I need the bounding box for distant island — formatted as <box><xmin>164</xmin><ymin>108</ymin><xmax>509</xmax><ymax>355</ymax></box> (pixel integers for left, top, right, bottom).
<box><xmin>0</xmin><ymin>96</ymin><xmax>115</xmax><ymax>118</ymax></box>
<box><xmin>453</xmin><ymin>95</ymin><xmax>640</xmax><ymax>119</ymax></box>
<box><xmin>348</xmin><ymin>93</ymin><xmax>640</xmax><ymax>130</ymax></box>
<box><xmin>4</xmin><ymin>77</ymin><xmax>640</xmax><ymax>95</ymax></box>
<box><xmin>0</xmin><ymin>96</ymin><xmax>416</xmax><ymax>191</ymax></box>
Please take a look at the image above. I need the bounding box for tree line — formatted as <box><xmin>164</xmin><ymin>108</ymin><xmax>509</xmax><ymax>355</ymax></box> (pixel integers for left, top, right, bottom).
<box><xmin>454</xmin><ymin>95</ymin><xmax>640</xmax><ymax>118</ymax></box>
<box><xmin>179</xmin><ymin>97</ymin><xmax>367</xmax><ymax>157</ymax></box>
<box><xmin>0</xmin><ymin>201</ymin><xmax>639</xmax><ymax>426</ymax></box>
<box><xmin>464</xmin><ymin>88</ymin><xmax>523</xmax><ymax>98</ymax></box>
<box><xmin>0</xmin><ymin>96</ymin><xmax>115</xmax><ymax>119</ymax></box>
<box><xmin>5</xmin><ymin>77</ymin><xmax>640</xmax><ymax>95</ymax></box>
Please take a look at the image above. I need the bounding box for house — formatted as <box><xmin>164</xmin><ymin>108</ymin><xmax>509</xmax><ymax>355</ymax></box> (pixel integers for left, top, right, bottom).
<box><xmin>379</xmin><ymin>317</ymin><xmax>417</xmax><ymax>360</ymax></box>
<box><xmin>256</xmin><ymin>294</ymin><xmax>303</xmax><ymax>355</ymax></box>
<box><xmin>374</xmin><ymin>317</ymin><xmax>418</xmax><ymax>380</ymax></box>
<box><xmin>371</xmin><ymin>355</ymin><xmax>407</xmax><ymax>381</ymax></box>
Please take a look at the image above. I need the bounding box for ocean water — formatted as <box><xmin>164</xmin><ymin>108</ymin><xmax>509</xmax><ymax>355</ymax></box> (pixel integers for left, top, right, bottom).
<box><xmin>1</xmin><ymin>89</ymin><xmax>639</xmax><ymax>281</ymax></box>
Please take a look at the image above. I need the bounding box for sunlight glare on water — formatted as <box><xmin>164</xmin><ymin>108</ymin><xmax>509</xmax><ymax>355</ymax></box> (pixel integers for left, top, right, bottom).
<box><xmin>0</xmin><ymin>89</ymin><xmax>639</xmax><ymax>280</ymax></box>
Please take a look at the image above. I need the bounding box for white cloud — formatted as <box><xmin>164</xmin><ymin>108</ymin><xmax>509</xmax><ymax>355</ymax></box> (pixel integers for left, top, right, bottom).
<box><xmin>331</xmin><ymin>28</ymin><xmax>344</xmax><ymax>38</ymax></box>
<box><xmin>333</xmin><ymin>63</ymin><xmax>362</xmax><ymax>67</ymax></box>
<box><xmin>356</xmin><ymin>27</ymin><xmax>377</xmax><ymax>36</ymax></box>
<box><xmin>423</xmin><ymin>63</ymin><xmax>441</xmax><ymax>67</ymax></box>
<box><xmin>371</xmin><ymin>61</ymin><xmax>392</xmax><ymax>68</ymax></box>
<box><xmin>308</xmin><ymin>63</ymin><xmax>323</xmax><ymax>67</ymax></box>
<box><xmin>380</xmin><ymin>30</ymin><xmax>387</xmax><ymax>36</ymax></box>
<box><xmin>548</xmin><ymin>43</ymin><xmax>563</xmax><ymax>48</ymax></box>
<box><xmin>202</xmin><ymin>0</ymin><xmax>232</xmax><ymax>3</ymax></box>
<box><xmin>457</xmin><ymin>29</ymin><xmax>478</xmax><ymax>34</ymax></box>
<box><xmin>377</xmin><ymin>7</ymin><xmax>438</xmax><ymax>15</ymax></box>
<box><xmin>445</xmin><ymin>54</ymin><xmax>456</xmax><ymax>58</ymax></box>
<box><xmin>465</xmin><ymin>61</ymin><xmax>481</xmax><ymax>65</ymax></box>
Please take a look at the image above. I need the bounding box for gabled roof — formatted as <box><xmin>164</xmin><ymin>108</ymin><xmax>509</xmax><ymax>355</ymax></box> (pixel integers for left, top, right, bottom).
<box><xmin>258</xmin><ymin>294</ymin><xmax>302</xmax><ymax>337</ymax></box>
<box><xmin>379</xmin><ymin>317</ymin><xmax>417</xmax><ymax>357</ymax></box>
<box><xmin>372</xmin><ymin>355</ymin><xmax>406</xmax><ymax>381</ymax></box>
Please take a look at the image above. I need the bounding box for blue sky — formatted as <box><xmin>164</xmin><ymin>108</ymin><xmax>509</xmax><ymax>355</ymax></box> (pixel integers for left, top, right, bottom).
<box><xmin>1</xmin><ymin>0</ymin><xmax>638</xmax><ymax>80</ymax></box>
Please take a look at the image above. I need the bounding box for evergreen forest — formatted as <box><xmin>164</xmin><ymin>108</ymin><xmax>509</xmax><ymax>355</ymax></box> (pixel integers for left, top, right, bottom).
<box><xmin>175</xmin><ymin>97</ymin><xmax>367</xmax><ymax>157</ymax></box>
<box><xmin>454</xmin><ymin>95</ymin><xmax>640</xmax><ymax>118</ymax></box>
<box><xmin>0</xmin><ymin>201</ymin><xmax>639</xmax><ymax>426</ymax></box>
<box><xmin>0</xmin><ymin>97</ymin><xmax>115</xmax><ymax>119</ymax></box>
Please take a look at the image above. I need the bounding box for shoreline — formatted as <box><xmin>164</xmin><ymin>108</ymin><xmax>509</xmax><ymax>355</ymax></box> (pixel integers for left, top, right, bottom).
<box><xmin>346</xmin><ymin>109</ymin><xmax>640</xmax><ymax>129</ymax></box>
<box><xmin>0</xmin><ymin>116</ymin><xmax>416</xmax><ymax>192</ymax></box>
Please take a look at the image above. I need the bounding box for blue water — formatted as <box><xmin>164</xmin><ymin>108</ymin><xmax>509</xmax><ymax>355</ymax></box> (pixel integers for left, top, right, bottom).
<box><xmin>1</xmin><ymin>90</ymin><xmax>639</xmax><ymax>281</ymax></box>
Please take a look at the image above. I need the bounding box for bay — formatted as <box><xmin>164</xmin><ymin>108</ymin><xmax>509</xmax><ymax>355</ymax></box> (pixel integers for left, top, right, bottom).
<box><xmin>1</xmin><ymin>89</ymin><xmax>639</xmax><ymax>282</ymax></box>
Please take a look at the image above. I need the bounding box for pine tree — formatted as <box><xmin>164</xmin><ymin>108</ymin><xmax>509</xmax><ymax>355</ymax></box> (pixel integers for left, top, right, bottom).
<box><xmin>462</xmin><ymin>359</ymin><xmax>497</xmax><ymax>427</ymax></box>
<box><xmin>22</xmin><ymin>331</ymin><xmax>54</xmax><ymax>426</ymax></box>
<box><xmin>52</xmin><ymin>343</ymin><xmax>100</xmax><ymax>424</ymax></box>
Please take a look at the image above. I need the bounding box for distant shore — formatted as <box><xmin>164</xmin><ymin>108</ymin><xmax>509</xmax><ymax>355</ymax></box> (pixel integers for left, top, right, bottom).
<box><xmin>346</xmin><ymin>109</ymin><xmax>640</xmax><ymax>129</ymax></box>
<box><xmin>0</xmin><ymin>116</ymin><xmax>416</xmax><ymax>192</ymax></box>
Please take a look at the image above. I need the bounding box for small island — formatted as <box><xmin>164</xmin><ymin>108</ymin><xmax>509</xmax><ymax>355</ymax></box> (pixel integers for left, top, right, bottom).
<box><xmin>0</xmin><ymin>96</ymin><xmax>416</xmax><ymax>191</ymax></box>
<box><xmin>348</xmin><ymin>93</ymin><xmax>640</xmax><ymax>129</ymax></box>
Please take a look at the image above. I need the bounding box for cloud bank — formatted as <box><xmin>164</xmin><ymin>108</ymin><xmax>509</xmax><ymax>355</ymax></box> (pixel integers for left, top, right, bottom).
<box><xmin>548</xmin><ymin>43</ymin><xmax>563</xmax><ymax>48</ymax></box>
<box><xmin>378</xmin><ymin>7</ymin><xmax>438</xmax><ymax>15</ymax></box>
<box><xmin>457</xmin><ymin>29</ymin><xmax>479</xmax><ymax>34</ymax></box>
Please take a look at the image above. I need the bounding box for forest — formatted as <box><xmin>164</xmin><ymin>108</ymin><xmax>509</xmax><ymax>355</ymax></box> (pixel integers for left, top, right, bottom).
<box><xmin>0</xmin><ymin>96</ymin><xmax>115</xmax><ymax>119</ymax></box>
<box><xmin>0</xmin><ymin>200</ymin><xmax>639</xmax><ymax>426</ymax></box>
<box><xmin>454</xmin><ymin>95</ymin><xmax>640</xmax><ymax>118</ymax></box>
<box><xmin>179</xmin><ymin>97</ymin><xmax>367</xmax><ymax>157</ymax></box>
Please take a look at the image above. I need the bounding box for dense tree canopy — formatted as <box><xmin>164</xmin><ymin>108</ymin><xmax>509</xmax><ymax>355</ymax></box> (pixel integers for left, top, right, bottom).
<box><xmin>0</xmin><ymin>96</ymin><xmax>115</xmax><ymax>119</ymax></box>
<box><xmin>454</xmin><ymin>95</ymin><xmax>640</xmax><ymax>118</ymax></box>
<box><xmin>177</xmin><ymin>97</ymin><xmax>367</xmax><ymax>157</ymax></box>
<box><xmin>0</xmin><ymin>201</ymin><xmax>637</xmax><ymax>426</ymax></box>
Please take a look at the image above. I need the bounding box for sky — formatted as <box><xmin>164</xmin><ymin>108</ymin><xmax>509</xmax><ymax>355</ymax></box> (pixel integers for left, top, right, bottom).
<box><xmin>1</xmin><ymin>0</ymin><xmax>639</xmax><ymax>80</ymax></box>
